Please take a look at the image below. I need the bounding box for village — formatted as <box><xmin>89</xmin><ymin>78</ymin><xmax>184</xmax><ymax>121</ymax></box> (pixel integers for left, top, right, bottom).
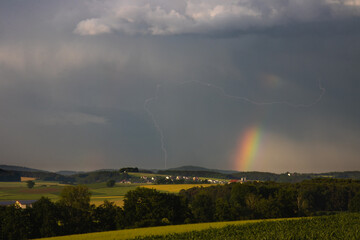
<box><xmin>118</xmin><ymin>175</ymin><xmax>245</xmax><ymax>185</ymax></box>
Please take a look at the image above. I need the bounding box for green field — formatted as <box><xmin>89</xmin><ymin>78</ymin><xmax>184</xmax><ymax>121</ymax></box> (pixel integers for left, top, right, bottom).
<box><xmin>0</xmin><ymin>182</ymin><xmax>212</xmax><ymax>206</ymax></box>
<box><xmin>37</xmin><ymin>213</ymin><xmax>360</xmax><ymax>240</ymax></box>
<box><xmin>0</xmin><ymin>181</ymin><xmax>65</xmax><ymax>201</ymax></box>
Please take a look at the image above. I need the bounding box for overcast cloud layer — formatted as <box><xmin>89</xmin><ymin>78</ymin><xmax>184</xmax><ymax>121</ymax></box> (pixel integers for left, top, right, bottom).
<box><xmin>74</xmin><ymin>0</ymin><xmax>360</xmax><ymax>35</ymax></box>
<box><xmin>0</xmin><ymin>0</ymin><xmax>359</xmax><ymax>172</ymax></box>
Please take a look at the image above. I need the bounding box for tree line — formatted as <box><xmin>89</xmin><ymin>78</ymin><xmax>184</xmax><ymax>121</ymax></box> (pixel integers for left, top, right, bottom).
<box><xmin>180</xmin><ymin>178</ymin><xmax>360</xmax><ymax>222</ymax></box>
<box><xmin>1</xmin><ymin>178</ymin><xmax>360</xmax><ymax>239</ymax></box>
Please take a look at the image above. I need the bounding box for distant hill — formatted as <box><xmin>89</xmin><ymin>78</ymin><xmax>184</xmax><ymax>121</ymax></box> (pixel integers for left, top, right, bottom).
<box><xmin>71</xmin><ymin>170</ymin><xmax>135</xmax><ymax>184</ymax></box>
<box><xmin>0</xmin><ymin>165</ymin><xmax>74</xmax><ymax>183</ymax></box>
<box><xmin>56</xmin><ymin>170</ymin><xmax>85</xmax><ymax>176</ymax></box>
<box><xmin>160</xmin><ymin>166</ymin><xmax>360</xmax><ymax>183</ymax></box>
<box><xmin>318</xmin><ymin>171</ymin><xmax>360</xmax><ymax>180</ymax></box>
<box><xmin>0</xmin><ymin>168</ymin><xmax>21</xmax><ymax>182</ymax></box>
<box><xmin>229</xmin><ymin>171</ymin><xmax>312</xmax><ymax>182</ymax></box>
<box><xmin>94</xmin><ymin>169</ymin><xmax>119</xmax><ymax>172</ymax></box>
<box><xmin>167</xmin><ymin>165</ymin><xmax>238</xmax><ymax>175</ymax></box>
<box><xmin>15</xmin><ymin>170</ymin><xmax>74</xmax><ymax>183</ymax></box>
<box><xmin>0</xmin><ymin>165</ymin><xmax>48</xmax><ymax>173</ymax></box>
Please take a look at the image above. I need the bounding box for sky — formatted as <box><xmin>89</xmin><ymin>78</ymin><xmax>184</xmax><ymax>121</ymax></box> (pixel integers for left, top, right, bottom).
<box><xmin>0</xmin><ymin>0</ymin><xmax>359</xmax><ymax>173</ymax></box>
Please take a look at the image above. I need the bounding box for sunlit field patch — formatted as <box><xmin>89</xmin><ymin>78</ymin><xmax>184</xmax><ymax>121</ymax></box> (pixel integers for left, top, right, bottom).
<box><xmin>35</xmin><ymin>218</ymin><xmax>278</xmax><ymax>240</ymax></box>
<box><xmin>141</xmin><ymin>184</ymin><xmax>213</xmax><ymax>193</ymax></box>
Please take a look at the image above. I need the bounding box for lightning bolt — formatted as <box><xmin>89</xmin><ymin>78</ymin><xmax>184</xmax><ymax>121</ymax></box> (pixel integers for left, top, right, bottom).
<box><xmin>177</xmin><ymin>79</ymin><xmax>326</xmax><ymax>107</ymax></box>
<box><xmin>145</xmin><ymin>79</ymin><xmax>326</xmax><ymax>169</ymax></box>
<box><xmin>144</xmin><ymin>84</ymin><xmax>168</xmax><ymax>169</ymax></box>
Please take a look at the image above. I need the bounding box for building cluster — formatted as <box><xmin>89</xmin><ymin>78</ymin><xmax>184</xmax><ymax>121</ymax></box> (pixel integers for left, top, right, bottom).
<box><xmin>119</xmin><ymin>175</ymin><xmax>228</xmax><ymax>184</ymax></box>
<box><xmin>229</xmin><ymin>177</ymin><xmax>247</xmax><ymax>183</ymax></box>
<box><xmin>0</xmin><ymin>200</ymin><xmax>36</xmax><ymax>209</ymax></box>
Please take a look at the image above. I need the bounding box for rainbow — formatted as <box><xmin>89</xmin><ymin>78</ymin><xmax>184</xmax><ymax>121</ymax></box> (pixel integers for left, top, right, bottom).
<box><xmin>234</xmin><ymin>125</ymin><xmax>262</xmax><ymax>171</ymax></box>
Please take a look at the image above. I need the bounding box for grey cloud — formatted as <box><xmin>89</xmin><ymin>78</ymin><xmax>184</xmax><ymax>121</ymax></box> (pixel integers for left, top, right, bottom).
<box><xmin>74</xmin><ymin>0</ymin><xmax>360</xmax><ymax>36</ymax></box>
<box><xmin>40</xmin><ymin>112</ymin><xmax>107</xmax><ymax>126</ymax></box>
<box><xmin>252</xmin><ymin>128</ymin><xmax>360</xmax><ymax>173</ymax></box>
<box><xmin>74</xmin><ymin>19</ymin><xmax>112</xmax><ymax>35</ymax></box>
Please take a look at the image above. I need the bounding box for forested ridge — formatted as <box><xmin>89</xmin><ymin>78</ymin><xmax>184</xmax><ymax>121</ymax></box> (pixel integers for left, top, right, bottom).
<box><xmin>0</xmin><ymin>169</ymin><xmax>20</xmax><ymax>182</ymax></box>
<box><xmin>3</xmin><ymin>165</ymin><xmax>360</xmax><ymax>184</ymax></box>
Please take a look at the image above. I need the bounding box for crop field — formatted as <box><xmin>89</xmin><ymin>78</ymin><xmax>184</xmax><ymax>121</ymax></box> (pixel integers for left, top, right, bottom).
<box><xmin>20</xmin><ymin>177</ymin><xmax>37</xmax><ymax>181</ymax></box>
<box><xmin>88</xmin><ymin>183</ymin><xmax>139</xmax><ymax>206</ymax></box>
<box><xmin>136</xmin><ymin>213</ymin><xmax>360</xmax><ymax>240</ymax></box>
<box><xmin>36</xmin><ymin>218</ymin><xmax>287</xmax><ymax>240</ymax></box>
<box><xmin>141</xmin><ymin>184</ymin><xmax>213</xmax><ymax>193</ymax></box>
<box><xmin>37</xmin><ymin>213</ymin><xmax>360</xmax><ymax>240</ymax></box>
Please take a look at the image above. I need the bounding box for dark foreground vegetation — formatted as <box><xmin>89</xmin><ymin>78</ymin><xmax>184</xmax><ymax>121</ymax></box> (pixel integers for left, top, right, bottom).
<box><xmin>133</xmin><ymin>213</ymin><xmax>360</xmax><ymax>240</ymax></box>
<box><xmin>1</xmin><ymin>178</ymin><xmax>360</xmax><ymax>239</ymax></box>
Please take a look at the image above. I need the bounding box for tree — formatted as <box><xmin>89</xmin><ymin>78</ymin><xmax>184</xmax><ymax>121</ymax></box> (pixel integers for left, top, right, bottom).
<box><xmin>59</xmin><ymin>185</ymin><xmax>91</xmax><ymax>210</ymax></box>
<box><xmin>123</xmin><ymin>187</ymin><xmax>189</xmax><ymax>227</ymax></box>
<box><xmin>30</xmin><ymin>197</ymin><xmax>60</xmax><ymax>238</ymax></box>
<box><xmin>119</xmin><ymin>167</ymin><xmax>139</xmax><ymax>173</ymax></box>
<box><xmin>191</xmin><ymin>192</ymin><xmax>214</xmax><ymax>222</ymax></box>
<box><xmin>26</xmin><ymin>180</ymin><xmax>35</xmax><ymax>189</ymax></box>
<box><xmin>0</xmin><ymin>205</ymin><xmax>30</xmax><ymax>240</ymax></box>
<box><xmin>93</xmin><ymin>200</ymin><xmax>121</xmax><ymax>231</ymax></box>
<box><xmin>275</xmin><ymin>188</ymin><xmax>297</xmax><ymax>217</ymax></box>
<box><xmin>57</xmin><ymin>185</ymin><xmax>93</xmax><ymax>234</ymax></box>
<box><xmin>349</xmin><ymin>191</ymin><xmax>360</xmax><ymax>212</ymax></box>
<box><xmin>106</xmin><ymin>179</ymin><xmax>115</xmax><ymax>187</ymax></box>
<box><xmin>214</xmin><ymin>198</ymin><xmax>232</xmax><ymax>221</ymax></box>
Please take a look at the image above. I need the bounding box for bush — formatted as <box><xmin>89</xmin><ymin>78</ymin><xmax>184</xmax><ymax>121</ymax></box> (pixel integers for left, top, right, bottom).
<box><xmin>26</xmin><ymin>180</ymin><xmax>35</xmax><ymax>189</ymax></box>
<box><xmin>349</xmin><ymin>192</ymin><xmax>360</xmax><ymax>212</ymax></box>
<box><xmin>106</xmin><ymin>180</ymin><xmax>116</xmax><ymax>187</ymax></box>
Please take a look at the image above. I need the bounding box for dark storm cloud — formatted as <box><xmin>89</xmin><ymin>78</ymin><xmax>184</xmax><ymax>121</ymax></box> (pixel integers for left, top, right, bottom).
<box><xmin>0</xmin><ymin>1</ymin><xmax>359</xmax><ymax>172</ymax></box>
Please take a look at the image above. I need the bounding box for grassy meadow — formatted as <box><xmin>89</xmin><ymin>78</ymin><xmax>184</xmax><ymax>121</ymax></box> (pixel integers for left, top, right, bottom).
<box><xmin>0</xmin><ymin>181</ymin><xmax>65</xmax><ymax>201</ymax></box>
<box><xmin>36</xmin><ymin>213</ymin><xmax>360</xmax><ymax>240</ymax></box>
